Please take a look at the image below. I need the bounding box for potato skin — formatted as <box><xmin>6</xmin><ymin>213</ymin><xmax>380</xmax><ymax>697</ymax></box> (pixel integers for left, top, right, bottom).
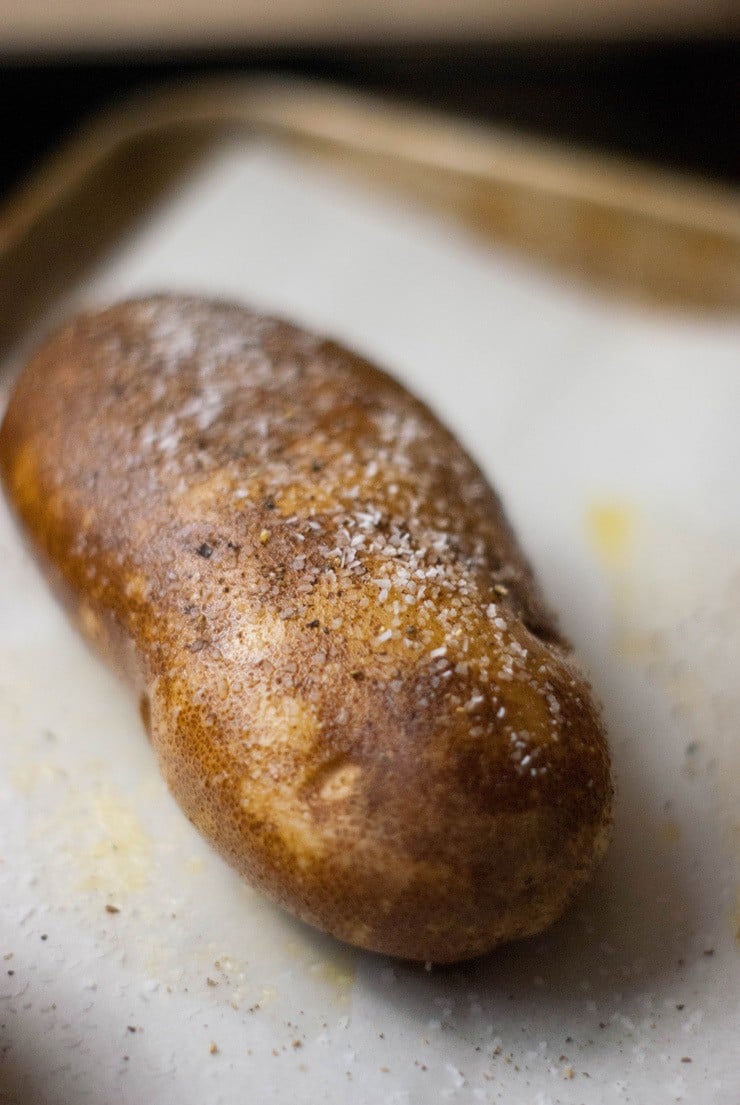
<box><xmin>0</xmin><ymin>296</ymin><xmax>612</xmax><ymax>962</ymax></box>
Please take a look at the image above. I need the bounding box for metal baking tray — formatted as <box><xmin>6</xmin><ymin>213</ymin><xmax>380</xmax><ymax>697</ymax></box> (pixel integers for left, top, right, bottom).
<box><xmin>1</xmin><ymin>76</ymin><xmax>738</xmax><ymax>360</ymax></box>
<box><xmin>0</xmin><ymin>77</ymin><xmax>737</xmax><ymax>1105</ymax></box>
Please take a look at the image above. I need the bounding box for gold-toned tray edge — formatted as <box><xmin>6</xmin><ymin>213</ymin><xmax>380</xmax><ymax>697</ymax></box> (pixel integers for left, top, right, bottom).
<box><xmin>0</xmin><ymin>75</ymin><xmax>738</xmax><ymax>327</ymax></box>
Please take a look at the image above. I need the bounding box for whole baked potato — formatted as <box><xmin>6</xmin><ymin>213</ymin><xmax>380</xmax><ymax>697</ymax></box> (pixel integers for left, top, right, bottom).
<box><xmin>0</xmin><ymin>296</ymin><xmax>612</xmax><ymax>962</ymax></box>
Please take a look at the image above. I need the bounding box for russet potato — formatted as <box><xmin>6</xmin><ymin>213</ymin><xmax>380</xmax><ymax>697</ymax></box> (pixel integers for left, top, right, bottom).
<box><xmin>0</xmin><ymin>296</ymin><xmax>612</xmax><ymax>962</ymax></box>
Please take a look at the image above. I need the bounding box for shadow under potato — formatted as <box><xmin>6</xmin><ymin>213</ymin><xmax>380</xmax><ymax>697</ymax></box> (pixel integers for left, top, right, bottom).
<box><xmin>353</xmin><ymin>645</ymin><xmax>702</xmax><ymax>1062</ymax></box>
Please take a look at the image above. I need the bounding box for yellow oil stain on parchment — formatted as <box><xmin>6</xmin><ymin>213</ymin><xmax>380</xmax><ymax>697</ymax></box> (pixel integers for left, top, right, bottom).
<box><xmin>10</xmin><ymin>760</ymin><xmax>63</xmax><ymax>794</ymax></box>
<box><xmin>75</xmin><ymin>790</ymin><xmax>153</xmax><ymax>894</ymax></box>
<box><xmin>282</xmin><ymin>936</ymin><xmax>357</xmax><ymax>1007</ymax></box>
<box><xmin>308</xmin><ymin>949</ymin><xmax>357</xmax><ymax>1006</ymax></box>
<box><xmin>586</xmin><ymin>501</ymin><xmax>637</xmax><ymax>569</ymax></box>
<box><xmin>585</xmin><ymin>499</ymin><xmax>654</xmax><ymax>658</ymax></box>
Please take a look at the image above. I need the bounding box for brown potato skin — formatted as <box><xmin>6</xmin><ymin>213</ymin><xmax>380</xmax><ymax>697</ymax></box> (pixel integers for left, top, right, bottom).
<box><xmin>0</xmin><ymin>296</ymin><xmax>612</xmax><ymax>962</ymax></box>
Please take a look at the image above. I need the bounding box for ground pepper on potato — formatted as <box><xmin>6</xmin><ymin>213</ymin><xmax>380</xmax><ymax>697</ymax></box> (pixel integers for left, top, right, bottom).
<box><xmin>0</xmin><ymin>295</ymin><xmax>613</xmax><ymax>962</ymax></box>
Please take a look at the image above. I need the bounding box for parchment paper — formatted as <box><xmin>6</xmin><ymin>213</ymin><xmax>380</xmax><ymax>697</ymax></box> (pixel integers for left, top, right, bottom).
<box><xmin>1</xmin><ymin>143</ymin><xmax>738</xmax><ymax>1105</ymax></box>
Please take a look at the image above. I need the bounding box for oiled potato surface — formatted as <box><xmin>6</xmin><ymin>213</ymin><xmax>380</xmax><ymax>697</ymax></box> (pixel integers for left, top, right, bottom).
<box><xmin>0</xmin><ymin>297</ymin><xmax>612</xmax><ymax>961</ymax></box>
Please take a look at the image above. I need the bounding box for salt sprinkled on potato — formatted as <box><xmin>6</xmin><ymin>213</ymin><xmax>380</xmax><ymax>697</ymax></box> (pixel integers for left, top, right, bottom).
<box><xmin>0</xmin><ymin>296</ymin><xmax>612</xmax><ymax>962</ymax></box>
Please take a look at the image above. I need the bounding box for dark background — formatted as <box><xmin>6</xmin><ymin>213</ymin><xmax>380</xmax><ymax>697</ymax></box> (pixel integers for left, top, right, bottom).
<box><xmin>1</xmin><ymin>37</ymin><xmax>738</xmax><ymax>202</ymax></box>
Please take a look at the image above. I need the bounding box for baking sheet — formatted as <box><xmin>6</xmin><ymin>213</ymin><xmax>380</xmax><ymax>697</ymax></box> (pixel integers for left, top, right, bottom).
<box><xmin>0</xmin><ymin>141</ymin><xmax>738</xmax><ymax>1105</ymax></box>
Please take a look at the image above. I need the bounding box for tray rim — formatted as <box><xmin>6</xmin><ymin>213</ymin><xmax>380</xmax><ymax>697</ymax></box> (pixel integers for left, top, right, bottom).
<box><xmin>2</xmin><ymin>75</ymin><xmax>739</xmax><ymax>249</ymax></box>
<box><xmin>0</xmin><ymin>75</ymin><xmax>738</xmax><ymax>324</ymax></box>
